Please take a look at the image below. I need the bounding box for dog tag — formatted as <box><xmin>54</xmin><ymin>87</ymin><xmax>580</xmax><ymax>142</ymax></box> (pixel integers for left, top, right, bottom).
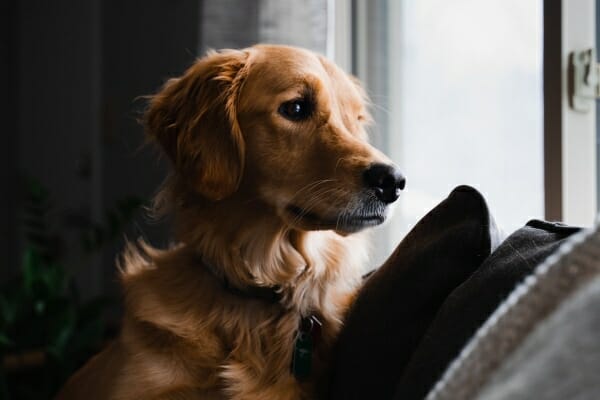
<box><xmin>291</xmin><ymin>330</ymin><xmax>313</xmax><ymax>380</ymax></box>
<box><xmin>291</xmin><ymin>315</ymin><xmax>322</xmax><ymax>380</ymax></box>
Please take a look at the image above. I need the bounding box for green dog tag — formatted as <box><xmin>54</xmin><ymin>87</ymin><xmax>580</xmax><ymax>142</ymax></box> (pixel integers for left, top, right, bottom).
<box><xmin>291</xmin><ymin>331</ymin><xmax>313</xmax><ymax>380</ymax></box>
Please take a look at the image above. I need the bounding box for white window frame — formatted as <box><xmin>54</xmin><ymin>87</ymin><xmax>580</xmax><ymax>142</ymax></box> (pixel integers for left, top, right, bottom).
<box><xmin>553</xmin><ymin>0</ymin><xmax>598</xmax><ymax>225</ymax></box>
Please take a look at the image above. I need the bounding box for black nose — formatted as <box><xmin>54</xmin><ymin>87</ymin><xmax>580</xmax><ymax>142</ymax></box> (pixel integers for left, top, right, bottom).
<box><xmin>363</xmin><ymin>163</ymin><xmax>406</xmax><ymax>204</ymax></box>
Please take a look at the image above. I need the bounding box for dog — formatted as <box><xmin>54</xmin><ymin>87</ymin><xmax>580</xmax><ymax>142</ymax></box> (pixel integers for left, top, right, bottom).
<box><xmin>57</xmin><ymin>44</ymin><xmax>405</xmax><ymax>400</ymax></box>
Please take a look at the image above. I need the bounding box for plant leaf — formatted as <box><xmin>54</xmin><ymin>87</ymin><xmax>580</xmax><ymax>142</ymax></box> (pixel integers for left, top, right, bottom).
<box><xmin>0</xmin><ymin>332</ymin><xmax>13</xmax><ymax>348</ymax></box>
<box><xmin>22</xmin><ymin>247</ymin><xmax>43</xmax><ymax>295</ymax></box>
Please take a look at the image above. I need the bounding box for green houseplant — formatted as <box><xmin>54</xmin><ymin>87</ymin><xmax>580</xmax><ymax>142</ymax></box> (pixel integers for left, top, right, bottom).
<box><xmin>0</xmin><ymin>178</ymin><xmax>143</xmax><ymax>399</ymax></box>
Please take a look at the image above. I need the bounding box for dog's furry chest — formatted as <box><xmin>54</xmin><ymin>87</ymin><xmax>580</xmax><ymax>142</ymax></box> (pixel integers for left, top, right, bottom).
<box><xmin>121</xmin><ymin>288</ymin><xmax>342</xmax><ymax>399</ymax></box>
<box><xmin>111</xmin><ymin>233</ymin><xmax>366</xmax><ymax>399</ymax></box>
<box><xmin>209</xmin><ymin>307</ymin><xmax>336</xmax><ymax>399</ymax></box>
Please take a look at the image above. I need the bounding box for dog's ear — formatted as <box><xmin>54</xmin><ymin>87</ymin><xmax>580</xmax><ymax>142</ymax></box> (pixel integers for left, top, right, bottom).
<box><xmin>145</xmin><ymin>49</ymin><xmax>249</xmax><ymax>200</ymax></box>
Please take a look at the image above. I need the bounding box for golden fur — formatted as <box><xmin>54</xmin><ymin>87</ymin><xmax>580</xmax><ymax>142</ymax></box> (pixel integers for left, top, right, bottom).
<box><xmin>58</xmin><ymin>45</ymin><xmax>398</xmax><ymax>400</ymax></box>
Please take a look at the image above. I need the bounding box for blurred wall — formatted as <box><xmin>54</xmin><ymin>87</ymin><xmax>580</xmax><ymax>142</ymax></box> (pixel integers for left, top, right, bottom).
<box><xmin>2</xmin><ymin>0</ymin><xmax>202</xmax><ymax>298</ymax></box>
<box><xmin>0</xmin><ymin>0</ymin><xmax>19</xmax><ymax>279</ymax></box>
<box><xmin>100</xmin><ymin>0</ymin><xmax>201</xmax><ymax>297</ymax></box>
<box><xmin>16</xmin><ymin>0</ymin><xmax>107</xmax><ymax>295</ymax></box>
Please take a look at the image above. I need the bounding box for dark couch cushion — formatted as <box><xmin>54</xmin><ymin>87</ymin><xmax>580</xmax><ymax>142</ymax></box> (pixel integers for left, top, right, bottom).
<box><xmin>328</xmin><ymin>185</ymin><xmax>497</xmax><ymax>400</ymax></box>
<box><xmin>393</xmin><ymin>220</ymin><xmax>580</xmax><ymax>400</ymax></box>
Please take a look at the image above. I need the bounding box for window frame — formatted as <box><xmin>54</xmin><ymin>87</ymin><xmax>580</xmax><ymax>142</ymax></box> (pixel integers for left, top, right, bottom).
<box><xmin>545</xmin><ymin>0</ymin><xmax>598</xmax><ymax>225</ymax></box>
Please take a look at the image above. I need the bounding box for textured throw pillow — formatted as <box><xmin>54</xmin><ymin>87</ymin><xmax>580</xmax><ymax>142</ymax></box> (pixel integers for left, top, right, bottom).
<box><xmin>327</xmin><ymin>185</ymin><xmax>498</xmax><ymax>400</ymax></box>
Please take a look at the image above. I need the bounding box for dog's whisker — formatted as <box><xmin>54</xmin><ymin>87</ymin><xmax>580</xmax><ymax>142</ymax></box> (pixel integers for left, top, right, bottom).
<box><xmin>289</xmin><ymin>179</ymin><xmax>337</xmax><ymax>203</ymax></box>
<box><xmin>290</xmin><ymin>187</ymin><xmax>344</xmax><ymax>225</ymax></box>
<box><xmin>296</xmin><ymin>187</ymin><xmax>348</xmax><ymax>228</ymax></box>
<box><xmin>291</xmin><ymin>187</ymin><xmax>350</xmax><ymax>225</ymax></box>
<box><xmin>334</xmin><ymin>158</ymin><xmax>350</xmax><ymax>175</ymax></box>
<box><xmin>336</xmin><ymin>194</ymin><xmax>355</xmax><ymax>231</ymax></box>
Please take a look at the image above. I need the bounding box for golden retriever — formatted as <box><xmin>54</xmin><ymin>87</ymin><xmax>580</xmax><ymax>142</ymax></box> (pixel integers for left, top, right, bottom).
<box><xmin>57</xmin><ymin>44</ymin><xmax>405</xmax><ymax>400</ymax></box>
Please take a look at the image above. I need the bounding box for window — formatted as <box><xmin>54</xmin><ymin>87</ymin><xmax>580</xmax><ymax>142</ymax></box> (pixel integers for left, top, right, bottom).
<box><xmin>387</xmin><ymin>0</ymin><xmax>544</xmax><ymax>243</ymax></box>
<box><xmin>333</xmin><ymin>0</ymin><xmax>596</xmax><ymax>262</ymax></box>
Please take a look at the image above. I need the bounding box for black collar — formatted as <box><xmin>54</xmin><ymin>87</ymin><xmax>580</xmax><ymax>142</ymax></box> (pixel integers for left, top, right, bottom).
<box><xmin>202</xmin><ymin>257</ymin><xmax>283</xmax><ymax>304</ymax></box>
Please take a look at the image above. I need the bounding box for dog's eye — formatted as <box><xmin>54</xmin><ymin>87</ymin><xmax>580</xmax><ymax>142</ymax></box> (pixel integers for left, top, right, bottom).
<box><xmin>278</xmin><ymin>99</ymin><xmax>313</xmax><ymax>122</ymax></box>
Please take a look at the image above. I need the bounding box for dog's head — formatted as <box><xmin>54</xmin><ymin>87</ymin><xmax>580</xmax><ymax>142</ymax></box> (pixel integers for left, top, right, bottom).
<box><xmin>145</xmin><ymin>45</ymin><xmax>405</xmax><ymax>234</ymax></box>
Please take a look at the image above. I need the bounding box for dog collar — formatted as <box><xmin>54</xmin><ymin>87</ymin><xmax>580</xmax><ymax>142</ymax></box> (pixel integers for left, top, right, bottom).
<box><xmin>202</xmin><ymin>257</ymin><xmax>283</xmax><ymax>304</ymax></box>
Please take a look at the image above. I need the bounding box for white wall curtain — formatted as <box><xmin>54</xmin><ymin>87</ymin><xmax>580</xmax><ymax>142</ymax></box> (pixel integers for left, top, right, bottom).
<box><xmin>200</xmin><ymin>0</ymin><xmax>329</xmax><ymax>54</ymax></box>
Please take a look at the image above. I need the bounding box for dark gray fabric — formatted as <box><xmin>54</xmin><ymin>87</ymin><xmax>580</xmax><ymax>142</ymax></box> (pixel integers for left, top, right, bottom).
<box><xmin>427</xmin><ymin>222</ymin><xmax>599</xmax><ymax>400</ymax></box>
<box><xmin>328</xmin><ymin>186</ymin><xmax>496</xmax><ymax>400</ymax></box>
<box><xmin>393</xmin><ymin>220</ymin><xmax>580</xmax><ymax>400</ymax></box>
